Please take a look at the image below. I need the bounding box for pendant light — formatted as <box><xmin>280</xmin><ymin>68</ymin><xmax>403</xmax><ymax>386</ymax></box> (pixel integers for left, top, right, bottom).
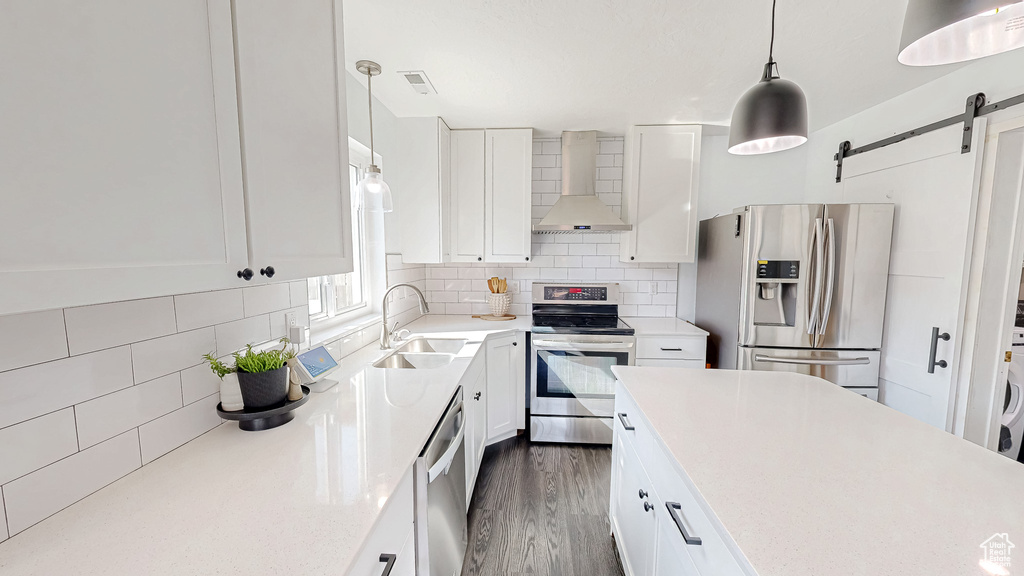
<box><xmin>728</xmin><ymin>0</ymin><xmax>808</xmax><ymax>156</ymax></box>
<box><xmin>899</xmin><ymin>0</ymin><xmax>1024</xmax><ymax>66</ymax></box>
<box><xmin>355</xmin><ymin>60</ymin><xmax>393</xmax><ymax>212</ymax></box>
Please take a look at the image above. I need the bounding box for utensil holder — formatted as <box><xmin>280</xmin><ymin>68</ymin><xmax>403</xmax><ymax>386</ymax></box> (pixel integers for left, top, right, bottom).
<box><xmin>488</xmin><ymin>293</ymin><xmax>512</xmax><ymax>317</ymax></box>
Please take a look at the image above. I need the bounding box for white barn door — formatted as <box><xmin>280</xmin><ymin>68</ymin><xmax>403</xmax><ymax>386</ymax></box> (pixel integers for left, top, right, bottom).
<box><xmin>839</xmin><ymin>121</ymin><xmax>987</xmax><ymax>431</ymax></box>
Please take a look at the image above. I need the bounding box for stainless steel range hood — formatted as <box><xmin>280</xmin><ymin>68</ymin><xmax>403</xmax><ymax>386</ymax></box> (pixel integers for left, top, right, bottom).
<box><xmin>532</xmin><ymin>131</ymin><xmax>632</xmax><ymax>234</ymax></box>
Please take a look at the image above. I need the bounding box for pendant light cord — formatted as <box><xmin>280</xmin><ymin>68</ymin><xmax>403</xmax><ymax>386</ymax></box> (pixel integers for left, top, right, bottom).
<box><xmin>768</xmin><ymin>0</ymin><xmax>776</xmax><ymax>65</ymax></box>
<box><xmin>367</xmin><ymin>72</ymin><xmax>375</xmax><ymax>162</ymax></box>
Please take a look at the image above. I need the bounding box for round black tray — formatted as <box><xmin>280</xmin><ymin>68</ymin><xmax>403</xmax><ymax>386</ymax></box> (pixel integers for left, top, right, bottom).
<box><xmin>217</xmin><ymin>385</ymin><xmax>310</xmax><ymax>431</ymax></box>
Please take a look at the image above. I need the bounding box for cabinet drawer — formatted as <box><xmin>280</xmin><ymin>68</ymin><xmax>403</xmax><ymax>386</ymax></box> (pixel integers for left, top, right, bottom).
<box><xmin>636</xmin><ymin>336</ymin><xmax>706</xmax><ymax>360</ymax></box>
<box><xmin>346</xmin><ymin>466</ymin><xmax>415</xmax><ymax>575</ymax></box>
<box><xmin>614</xmin><ymin>382</ymin><xmax>656</xmax><ymax>468</ymax></box>
<box><xmin>636</xmin><ymin>358</ymin><xmax>706</xmax><ymax>369</ymax></box>
<box><xmin>650</xmin><ymin>459</ymin><xmax>746</xmax><ymax>576</ymax></box>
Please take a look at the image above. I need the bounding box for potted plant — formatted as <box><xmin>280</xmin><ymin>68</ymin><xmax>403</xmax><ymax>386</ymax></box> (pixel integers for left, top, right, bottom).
<box><xmin>203</xmin><ymin>339</ymin><xmax>296</xmax><ymax>410</ymax></box>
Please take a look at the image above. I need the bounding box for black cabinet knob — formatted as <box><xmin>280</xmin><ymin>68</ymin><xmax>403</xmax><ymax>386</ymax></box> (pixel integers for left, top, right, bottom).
<box><xmin>525</xmin><ymin>257</ymin><xmax>529</xmax><ymax>261</ymax></box>
<box><xmin>630</xmin><ymin>256</ymin><xmax>635</xmax><ymax>261</ymax></box>
<box><xmin>638</xmin><ymin>489</ymin><xmax>648</xmax><ymax>500</ymax></box>
<box><xmin>644</xmin><ymin>501</ymin><xmax>654</xmax><ymax>512</ymax></box>
<box><xmin>260</xmin><ymin>266</ymin><xmax>275</xmax><ymax>278</ymax></box>
<box><xmin>237</xmin><ymin>268</ymin><xmax>254</xmax><ymax>281</ymax></box>
<box><xmin>477</xmin><ymin>257</ymin><xmax>482</xmax><ymax>261</ymax></box>
<box><xmin>512</xmin><ymin>341</ymin><xmax>518</xmax><ymax>346</ymax></box>
<box><xmin>474</xmin><ymin>392</ymin><xmax>482</xmax><ymax>401</ymax></box>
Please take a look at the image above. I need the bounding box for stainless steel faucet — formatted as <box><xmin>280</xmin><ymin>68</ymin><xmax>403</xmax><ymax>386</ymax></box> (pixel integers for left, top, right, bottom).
<box><xmin>380</xmin><ymin>283</ymin><xmax>429</xmax><ymax>349</ymax></box>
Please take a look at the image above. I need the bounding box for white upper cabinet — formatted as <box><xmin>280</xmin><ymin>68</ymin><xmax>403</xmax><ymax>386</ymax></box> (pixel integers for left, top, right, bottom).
<box><xmin>485</xmin><ymin>129</ymin><xmax>534</xmax><ymax>263</ymax></box>
<box><xmin>620</xmin><ymin>125</ymin><xmax>702</xmax><ymax>264</ymax></box>
<box><xmin>450</xmin><ymin>130</ymin><xmax>486</xmax><ymax>263</ymax></box>
<box><xmin>396</xmin><ymin>118</ymin><xmax>452</xmax><ymax>264</ymax></box>
<box><xmin>0</xmin><ymin>0</ymin><xmax>247</xmax><ymax>315</ymax></box>
<box><xmin>233</xmin><ymin>0</ymin><xmax>353</xmax><ymax>282</ymax></box>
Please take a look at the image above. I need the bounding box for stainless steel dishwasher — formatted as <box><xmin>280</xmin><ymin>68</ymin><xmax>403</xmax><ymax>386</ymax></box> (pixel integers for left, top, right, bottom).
<box><xmin>414</xmin><ymin>388</ymin><xmax>467</xmax><ymax>576</ymax></box>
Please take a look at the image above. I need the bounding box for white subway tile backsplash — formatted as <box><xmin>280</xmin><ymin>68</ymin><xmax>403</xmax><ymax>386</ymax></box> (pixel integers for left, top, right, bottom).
<box><xmin>0</xmin><ymin>409</ymin><xmax>79</xmax><ymax>485</ymax></box>
<box><xmin>619</xmin><ymin>304</ymin><xmax>639</xmax><ymax>316</ymax></box>
<box><xmin>541</xmin><ymin>140</ymin><xmax>560</xmax><ymax>155</ymax></box>
<box><xmin>64</xmin><ymin>297</ymin><xmax>176</xmax><ymax>356</ymax></box>
<box><xmin>214</xmin><ymin>316</ymin><xmax>270</xmax><ymax>356</ymax></box>
<box><xmin>540</xmin><ymin>167</ymin><xmax>561</xmax><ymax>180</ymax></box>
<box><xmin>0</xmin><ymin>310</ymin><xmax>68</xmax><ymax>373</ymax></box>
<box><xmin>533</xmin><ymin>154</ymin><xmax>555</xmax><ymax>168</ymax></box>
<box><xmin>132</xmin><ymin>327</ymin><xmax>216</xmax><ymax>384</ymax></box>
<box><xmin>0</xmin><ymin>346</ymin><xmax>134</xmax><ymax>430</ymax></box>
<box><xmin>174</xmin><ymin>289</ymin><xmax>244</xmax><ymax>332</ymax></box>
<box><xmin>540</xmin><ymin>268</ymin><xmax>569</xmax><ymax>280</ymax></box>
<box><xmin>636</xmin><ymin>305</ymin><xmax>668</xmax><ymax>317</ymax></box>
<box><xmin>269</xmin><ymin>306</ymin><xmax>309</xmax><ymax>341</ymax></box>
<box><xmin>596</xmin><ymin>268</ymin><xmax>625</xmax><ymax>280</ymax></box>
<box><xmin>180</xmin><ymin>363</ymin><xmax>221</xmax><ymax>406</ymax></box>
<box><xmin>653</xmin><ymin>269</ymin><xmax>678</xmax><ymax>281</ymax></box>
<box><xmin>3</xmin><ymin>430</ymin><xmax>141</xmax><ymax>535</ymax></box>
<box><xmin>75</xmin><ymin>373</ymin><xmax>183</xmax><ymax>450</ymax></box>
<box><xmin>600</xmin><ymin>140</ymin><xmax>624</xmax><ymax>154</ymax></box>
<box><xmin>568</xmin><ymin>268</ymin><xmax>597</xmax><ymax>281</ymax></box>
<box><xmin>596</xmin><ymin>244</ymin><xmax>619</xmax><ymax>256</ymax></box>
<box><xmin>446</xmin><ymin>303</ymin><xmax>472</xmax><ymax>315</ymax></box>
<box><xmin>289</xmin><ymin>280</ymin><xmax>307</xmax><ymax>307</ymax></box>
<box><xmin>624</xmin><ymin>268</ymin><xmax>654</xmax><ymax>281</ymax></box>
<box><xmin>582</xmin><ymin>256</ymin><xmax>611</xmax><ymax>268</ymax></box>
<box><xmin>568</xmin><ymin>244</ymin><xmax>597</xmax><ymax>256</ymax></box>
<box><xmin>429</xmin><ymin>267</ymin><xmax>459</xmax><ymax>279</ymax></box>
<box><xmin>242</xmin><ymin>283</ymin><xmax>292</xmax><ymax>317</ymax></box>
<box><xmin>540</xmin><ymin>243</ymin><xmax>569</xmax><ymax>256</ymax></box>
<box><xmin>624</xmin><ymin>293</ymin><xmax>653</xmax><ymax>306</ymax></box>
<box><xmin>138</xmin><ymin>394</ymin><xmax>221</xmax><ymax>465</ymax></box>
<box><xmin>553</xmin><ymin>256</ymin><xmax>582</xmax><ymax>268</ymax></box>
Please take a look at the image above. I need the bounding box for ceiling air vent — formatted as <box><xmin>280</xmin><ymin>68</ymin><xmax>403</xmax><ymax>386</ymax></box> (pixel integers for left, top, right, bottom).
<box><xmin>397</xmin><ymin>70</ymin><xmax>436</xmax><ymax>95</ymax></box>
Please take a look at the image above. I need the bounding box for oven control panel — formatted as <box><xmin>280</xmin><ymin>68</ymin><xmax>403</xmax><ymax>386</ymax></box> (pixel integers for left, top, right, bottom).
<box><xmin>544</xmin><ymin>286</ymin><xmax>608</xmax><ymax>301</ymax></box>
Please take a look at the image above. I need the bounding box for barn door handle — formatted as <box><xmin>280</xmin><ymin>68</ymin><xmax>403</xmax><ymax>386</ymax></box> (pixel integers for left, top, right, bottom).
<box><xmin>928</xmin><ymin>327</ymin><xmax>950</xmax><ymax>373</ymax></box>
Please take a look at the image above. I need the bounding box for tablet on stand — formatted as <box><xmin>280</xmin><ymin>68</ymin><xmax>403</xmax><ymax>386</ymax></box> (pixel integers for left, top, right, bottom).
<box><xmin>292</xmin><ymin>346</ymin><xmax>341</xmax><ymax>392</ymax></box>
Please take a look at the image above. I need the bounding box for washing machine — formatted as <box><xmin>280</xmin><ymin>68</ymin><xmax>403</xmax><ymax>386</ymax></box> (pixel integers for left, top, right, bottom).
<box><xmin>1000</xmin><ymin>328</ymin><xmax>1024</xmax><ymax>460</ymax></box>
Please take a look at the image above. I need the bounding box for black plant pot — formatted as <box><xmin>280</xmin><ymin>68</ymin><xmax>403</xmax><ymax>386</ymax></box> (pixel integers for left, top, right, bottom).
<box><xmin>236</xmin><ymin>366</ymin><xmax>289</xmax><ymax>409</ymax></box>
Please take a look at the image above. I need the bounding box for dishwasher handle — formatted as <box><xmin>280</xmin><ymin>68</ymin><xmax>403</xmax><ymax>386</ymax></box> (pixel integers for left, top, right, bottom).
<box><xmin>427</xmin><ymin>402</ymin><xmax>466</xmax><ymax>482</ymax></box>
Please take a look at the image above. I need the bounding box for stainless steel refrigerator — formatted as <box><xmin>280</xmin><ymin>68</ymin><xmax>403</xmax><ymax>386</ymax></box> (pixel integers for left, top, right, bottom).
<box><xmin>695</xmin><ymin>204</ymin><xmax>894</xmax><ymax>399</ymax></box>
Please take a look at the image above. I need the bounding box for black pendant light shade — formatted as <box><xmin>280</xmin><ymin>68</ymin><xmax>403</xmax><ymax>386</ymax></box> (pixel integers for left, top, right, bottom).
<box><xmin>728</xmin><ymin>62</ymin><xmax>808</xmax><ymax>155</ymax></box>
<box><xmin>728</xmin><ymin>0</ymin><xmax>808</xmax><ymax>156</ymax></box>
<box><xmin>899</xmin><ymin>0</ymin><xmax>1024</xmax><ymax>66</ymax></box>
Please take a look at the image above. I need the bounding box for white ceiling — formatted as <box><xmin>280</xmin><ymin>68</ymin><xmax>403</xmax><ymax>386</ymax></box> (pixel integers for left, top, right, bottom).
<box><xmin>342</xmin><ymin>0</ymin><xmax>962</xmax><ymax>137</ymax></box>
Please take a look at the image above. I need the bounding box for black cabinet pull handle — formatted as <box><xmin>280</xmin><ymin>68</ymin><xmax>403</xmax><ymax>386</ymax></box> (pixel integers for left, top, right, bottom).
<box><xmin>644</xmin><ymin>501</ymin><xmax>654</xmax><ymax>512</ymax></box>
<box><xmin>927</xmin><ymin>327</ymin><xmax>951</xmax><ymax>373</ymax></box>
<box><xmin>474</xmin><ymin>391</ymin><xmax>482</xmax><ymax>401</ymax></box>
<box><xmin>660</xmin><ymin>347</ymin><xmax>683</xmax><ymax>352</ymax></box>
<box><xmin>237</xmin><ymin>268</ymin><xmax>254</xmax><ymax>281</ymax></box>
<box><xmin>617</xmin><ymin>412</ymin><xmax>635</xmax><ymax>431</ymax></box>
<box><xmin>666</xmin><ymin>502</ymin><xmax>702</xmax><ymax>546</ymax></box>
<box><xmin>260</xmin><ymin>266</ymin><xmax>275</xmax><ymax>278</ymax></box>
<box><xmin>638</xmin><ymin>489</ymin><xmax>648</xmax><ymax>500</ymax></box>
<box><xmin>378</xmin><ymin>553</ymin><xmax>396</xmax><ymax>576</ymax></box>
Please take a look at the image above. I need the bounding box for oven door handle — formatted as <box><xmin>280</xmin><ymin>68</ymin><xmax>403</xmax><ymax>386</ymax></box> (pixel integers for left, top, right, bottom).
<box><xmin>533</xmin><ymin>340</ymin><xmax>635</xmax><ymax>351</ymax></box>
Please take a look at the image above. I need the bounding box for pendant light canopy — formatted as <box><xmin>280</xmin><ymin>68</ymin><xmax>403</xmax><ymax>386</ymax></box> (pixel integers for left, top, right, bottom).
<box><xmin>355</xmin><ymin>60</ymin><xmax>393</xmax><ymax>213</ymax></box>
<box><xmin>728</xmin><ymin>0</ymin><xmax>808</xmax><ymax>155</ymax></box>
<box><xmin>899</xmin><ymin>0</ymin><xmax>1024</xmax><ymax>66</ymax></box>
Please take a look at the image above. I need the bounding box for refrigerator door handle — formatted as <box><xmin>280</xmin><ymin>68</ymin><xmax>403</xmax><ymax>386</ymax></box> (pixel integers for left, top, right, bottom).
<box><xmin>754</xmin><ymin>354</ymin><xmax>871</xmax><ymax>366</ymax></box>
<box><xmin>807</xmin><ymin>218</ymin><xmax>825</xmax><ymax>338</ymax></box>
<box><xmin>819</xmin><ymin>218</ymin><xmax>837</xmax><ymax>337</ymax></box>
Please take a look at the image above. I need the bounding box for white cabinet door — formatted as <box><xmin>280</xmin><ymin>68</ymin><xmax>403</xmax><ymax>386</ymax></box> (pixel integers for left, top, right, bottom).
<box><xmin>0</xmin><ymin>0</ymin><xmax>248</xmax><ymax>315</ymax></box>
<box><xmin>621</xmin><ymin>125</ymin><xmax>702</xmax><ymax>264</ymax></box>
<box><xmin>464</xmin><ymin>355</ymin><xmax>488</xmax><ymax>509</ymax></box>
<box><xmin>450</xmin><ymin>130</ymin><xmax>486</xmax><ymax>263</ymax></box>
<box><xmin>485</xmin><ymin>129</ymin><xmax>533</xmax><ymax>263</ymax></box>
<box><xmin>233</xmin><ymin>0</ymin><xmax>353</xmax><ymax>282</ymax></box>
<box><xmin>485</xmin><ymin>332</ymin><xmax>522</xmax><ymax>444</ymax></box>
<box><xmin>346</xmin><ymin>465</ymin><xmax>415</xmax><ymax>575</ymax></box>
<box><xmin>653</xmin><ymin>504</ymin><xmax>702</xmax><ymax>576</ymax></box>
<box><xmin>396</xmin><ymin>118</ymin><xmax>451</xmax><ymax>264</ymax></box>
<box><xmin>611</xmin><ymin>421</ymin><xmax>659</xmax><ymax>576</ymax></box>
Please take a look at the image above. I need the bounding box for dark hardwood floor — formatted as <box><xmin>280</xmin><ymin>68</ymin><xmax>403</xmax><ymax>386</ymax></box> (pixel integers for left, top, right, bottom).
<box><xmin>462</xmin><ymin>435</ymin><xmax>625</xmax><ymax>576</ymax></box>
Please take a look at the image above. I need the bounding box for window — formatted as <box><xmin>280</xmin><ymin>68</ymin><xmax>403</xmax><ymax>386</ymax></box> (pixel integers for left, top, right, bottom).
<box><xmin>308</xmin><ymin>159</ymin><xmax>368</xmax><ymax>320</ymax></box>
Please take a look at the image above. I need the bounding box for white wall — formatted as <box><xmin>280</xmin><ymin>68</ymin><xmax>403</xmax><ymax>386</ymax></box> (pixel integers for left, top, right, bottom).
<box><xmin>675</xmin><ymin>131</ymin><xmax>808</xmax><ymax>321</ymax></box>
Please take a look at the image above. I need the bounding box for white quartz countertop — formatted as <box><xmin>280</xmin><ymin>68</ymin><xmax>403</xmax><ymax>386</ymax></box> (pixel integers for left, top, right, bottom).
<box><xmin>620</xmin><ymin>316</ymin><xmax>708</xmax><ymax>337</ymax></box>
<box><xmin>611</xmin><ymin>367</ymin><xmax>1024</xmax><ymax>576</ymax></box>
<box><xmin>0</xmin><ymin>315</ymin><xmax>526</xmax><ymax>575</ymax></box>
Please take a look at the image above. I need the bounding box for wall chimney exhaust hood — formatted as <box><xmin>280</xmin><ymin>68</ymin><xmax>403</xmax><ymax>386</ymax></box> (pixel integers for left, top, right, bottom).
<box><xmin>532</xmin><ymin>131</ymin><xmax>632</xmax><ymax>234</ymax></box>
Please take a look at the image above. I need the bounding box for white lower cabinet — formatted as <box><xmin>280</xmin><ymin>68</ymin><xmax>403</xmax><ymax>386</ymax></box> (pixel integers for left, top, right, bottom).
<box><xmin>485</xmin><ymin>331</ymin><xmax>525</xmax><ymax>445</ymax></box>
<box><xmin>347</xmin><ymin>466</ymin><xmax>415</xmax><ymax>576</ymax></box>
<box><xmin>611</xmin><ymin>382</ymin><xmax>746</xmax><ymax>576</ymax></box>
<box><xmin>464</xmin><ymin>353</ymin><xmax>488</xmax><ymax>509</ymax></box>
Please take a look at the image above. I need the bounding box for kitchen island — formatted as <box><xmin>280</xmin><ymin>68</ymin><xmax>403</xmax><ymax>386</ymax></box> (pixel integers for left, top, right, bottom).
<box><xmin>0</xmin><ymin>315</ymin><xmax>530</xmax><ymax>575</ymax></box>
<box><xmin>609</xmin><ymin>366</ymin><xmax>1024</xmax><ymax>576</ymax></box>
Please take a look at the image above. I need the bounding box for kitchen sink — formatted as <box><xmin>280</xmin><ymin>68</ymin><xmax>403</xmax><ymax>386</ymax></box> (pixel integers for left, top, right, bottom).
<box><xmin>372</xmin><ymin>351</ymin><xmax>457</xmax><ymax>370</ymax></box>
<box><xmin>394</xmin><ymin>337</ymin><xmax>469</xmax><ymax>355</ymax></box>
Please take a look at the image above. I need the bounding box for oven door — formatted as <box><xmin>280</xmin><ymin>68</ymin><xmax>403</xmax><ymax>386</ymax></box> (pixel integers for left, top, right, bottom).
<box><xmin>531</xmin><ymin>335</ymin><xmax>635</xmax><ymax>417</ymax></box>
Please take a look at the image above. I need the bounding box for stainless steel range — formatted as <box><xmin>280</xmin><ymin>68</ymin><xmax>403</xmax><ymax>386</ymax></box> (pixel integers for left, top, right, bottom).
<box><xmin>530</xmin><ymin>282</ymin><xmax>635</xmax><ymax>444</ymax></box>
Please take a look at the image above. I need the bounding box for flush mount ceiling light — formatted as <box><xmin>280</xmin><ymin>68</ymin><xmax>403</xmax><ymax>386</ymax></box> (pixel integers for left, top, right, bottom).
<box><xmin>355</xmin><ymin>59</ymin><xmax>393</xmax><ymax>213</ymax></box>
<box><xmin>899</xmin><ymin>0</ymin><xmax>1024</xmax><ymax>66</ymax></box>
<box><xmin>728</xmin><ymin>0</ymin><xmax>808</xmax><ymax>156</ymax></box>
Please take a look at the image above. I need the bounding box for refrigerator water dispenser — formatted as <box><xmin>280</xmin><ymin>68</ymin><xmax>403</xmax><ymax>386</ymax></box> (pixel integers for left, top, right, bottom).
<box><xmin>753</xmin><ymin>260</ymin><xmax>799</xmax><ymax>326</ymax></box>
